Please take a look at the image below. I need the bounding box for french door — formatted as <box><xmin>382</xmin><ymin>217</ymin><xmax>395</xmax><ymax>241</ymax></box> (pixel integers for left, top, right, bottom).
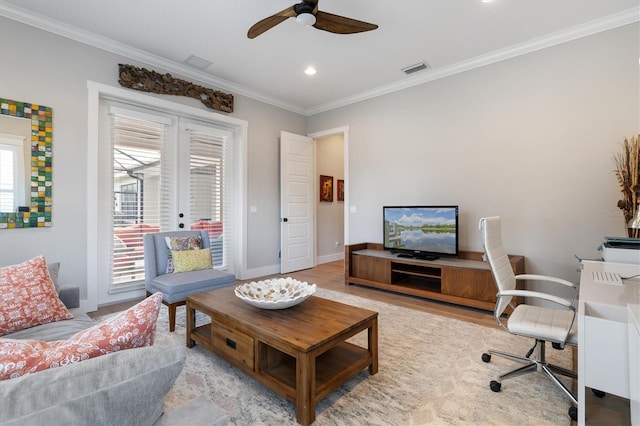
<box><xmin>99</xmin><ymin>100</ymin><xmax>235</xmax><ymax>305</ymax></box>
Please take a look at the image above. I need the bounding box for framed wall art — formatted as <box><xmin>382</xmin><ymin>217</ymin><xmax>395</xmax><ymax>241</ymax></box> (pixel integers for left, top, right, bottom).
<box><xmin>337</xmin><ymin>179</ymin><xmax>344</xmax><ymax>202</ymax></box>
<box><xmin>320</xmin><ymin>175</ymin><xmax>333</xmax><ymax>202</ymax></box>
<box><xmin>0</xmin><ymin>98</ymin><xmax>53</xmax><ymax>229</ymax></box>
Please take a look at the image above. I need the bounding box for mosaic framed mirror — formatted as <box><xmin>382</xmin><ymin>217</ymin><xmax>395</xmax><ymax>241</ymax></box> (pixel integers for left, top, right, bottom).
<box><xmin>0</xmin><ymin>98</ymin><xmax>52</xmax><ymax>228</ymax></box>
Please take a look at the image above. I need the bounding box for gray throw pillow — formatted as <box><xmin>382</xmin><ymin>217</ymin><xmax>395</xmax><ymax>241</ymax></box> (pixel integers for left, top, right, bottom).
<box><xmin>47</xmin><ymin>262</ymin><xmax>60</xmax><ymax>292</ymax></box>
<box><xmin>0</xmin><ymin>345</ymin><xmax>186</xmax><ymax>426</ymax></box>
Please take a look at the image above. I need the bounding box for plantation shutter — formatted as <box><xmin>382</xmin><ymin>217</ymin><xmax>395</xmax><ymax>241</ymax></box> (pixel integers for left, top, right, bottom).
<box><xmin>182</xmin><ymin>122</ymin><xmax>234</xmax><ymax>271</ymax></box>
<box><xmin>111</xmin><ymin>110</ymin><xmax>169</xmax><ymax>291</ymax></box>
<box><xmin>106</xmin><ymin>106</ymin><xmax>236</xmax><ymax>295</ymax></box>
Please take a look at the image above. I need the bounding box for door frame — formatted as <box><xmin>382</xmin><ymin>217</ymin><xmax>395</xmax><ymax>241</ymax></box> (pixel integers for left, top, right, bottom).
<box><xmin>87</xmin><ymin>81</ymin><xmax>248</xmax><ymax>311</ymax></box>
<box><xmin>308</xmin><ymin>125</ymin><xmax>350</xmax><ymax>251</ymax></box>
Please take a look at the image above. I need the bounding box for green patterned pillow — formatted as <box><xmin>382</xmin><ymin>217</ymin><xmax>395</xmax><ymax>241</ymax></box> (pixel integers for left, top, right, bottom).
<box><xmin>171</xmin><ymin>248</ymin><xmax>212</xmax><ymax>273</ymax></box>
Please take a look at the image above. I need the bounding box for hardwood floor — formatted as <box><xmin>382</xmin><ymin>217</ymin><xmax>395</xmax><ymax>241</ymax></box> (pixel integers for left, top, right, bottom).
<box><xmin>92</xmin><ymin>260</ymin><xmax>629</xmax><ymax>425</ymax></box>
<box><xmin>93</xmin><ymin>260</ymin><xmax>497</xmax><ymax>328</ymax></box>
<box><xmin>279</xmin><ymin>260</ymin><xmax>500</xmax><ymax>328</ymax></box>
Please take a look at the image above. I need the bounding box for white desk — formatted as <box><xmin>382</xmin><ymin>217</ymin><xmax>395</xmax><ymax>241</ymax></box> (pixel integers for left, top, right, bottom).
<box><xmin>630</xmin><ymin>303</ymin><xmax>640</xmax><ymax>425</ymax></box>
<box><xmin>578</xmin><ymin>260</ymin><xmax>640</xmax><ymax>425</ymax></box>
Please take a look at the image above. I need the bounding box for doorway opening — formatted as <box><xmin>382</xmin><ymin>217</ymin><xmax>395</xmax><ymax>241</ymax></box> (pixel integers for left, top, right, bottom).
<box><xmin>309</xmin><ymin>126</ymin><xmax>349</xmax><ymax>266</ymax></box>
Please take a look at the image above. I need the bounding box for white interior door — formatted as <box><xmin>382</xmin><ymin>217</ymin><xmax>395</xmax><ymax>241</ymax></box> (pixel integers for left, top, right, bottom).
<box><xmin>280</xmin><ymin>131</ymin><xmax>314</xmax><ymax>274</ymax></box>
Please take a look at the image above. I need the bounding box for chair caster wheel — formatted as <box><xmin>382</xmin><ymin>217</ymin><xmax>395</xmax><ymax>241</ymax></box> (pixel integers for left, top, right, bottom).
<box><xmin>481</xmin><ymin>353</ymin><xmax>491</xmax><ymax>363</ymax></box>
<box><xmin>568</xmin><ymin>406</ymin><xmax>577</xmax><ymax>421</ymax></box>
<box><xmin>490</xmin><ymin>380</ymin><xmax>501</xmax><ymax>392</ymax></box>
<box><xmin>552</xmin><ymin>342</ymin><xmax>564</xmax><ymax>350</ymax></box>
<box><xmin>592</xmin><ymin>389</ymin><xmax>606</xmax><ymax>398</ymax></box>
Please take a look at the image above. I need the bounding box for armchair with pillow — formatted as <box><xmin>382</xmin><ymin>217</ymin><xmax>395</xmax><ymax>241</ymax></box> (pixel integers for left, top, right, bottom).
<box><xmin>143</xmin><ymin>230</ymin><xmax>236</xmax><ymax>332</ymax></box>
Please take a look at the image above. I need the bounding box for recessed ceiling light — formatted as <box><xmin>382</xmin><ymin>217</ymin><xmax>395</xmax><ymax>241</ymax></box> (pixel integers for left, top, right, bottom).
<box><xmin>481</xmin><ymin>0</ymin><xmax>495</xmax><ymax>3</ymax></box>
<box><xmin>304</xmin><ymin>66</ymin><xmax>317</xmax><ymax>76</ymax></box>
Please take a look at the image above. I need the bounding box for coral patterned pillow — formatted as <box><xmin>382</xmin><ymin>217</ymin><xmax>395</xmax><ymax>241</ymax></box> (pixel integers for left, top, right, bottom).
<box><xmin>0</xmin><ymin>256</ymin><xmax>73</xmax><ymax>336</ymax></box>
<box><xmin>0</xmin><ymin>292</ymin><xmax>163</xmax><ymax>380</ymax></box>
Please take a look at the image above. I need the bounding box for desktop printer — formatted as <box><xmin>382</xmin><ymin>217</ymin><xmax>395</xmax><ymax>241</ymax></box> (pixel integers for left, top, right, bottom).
<box><xmin>598</xmin><ymin>237</ymin><xmax>640</xmax><ymax>264</ymax></box>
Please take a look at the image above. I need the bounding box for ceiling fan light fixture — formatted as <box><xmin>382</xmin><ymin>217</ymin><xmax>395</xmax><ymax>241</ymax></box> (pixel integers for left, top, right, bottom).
<box><xmin>248</xmin><ymin>0</ymin><xmax>378</xmax><ymax>39</ymax></box>
<box><xmin>296</xmin><ymin>12</ymin><xmax>316</xmax><ymax>27</ymax></box>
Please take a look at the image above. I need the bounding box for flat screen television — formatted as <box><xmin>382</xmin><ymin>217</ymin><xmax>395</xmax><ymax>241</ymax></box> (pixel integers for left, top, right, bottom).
<box><xmin>383</xmin><ymin>205</ymin><xmax>459</xmax><ymax>260</ymax></box>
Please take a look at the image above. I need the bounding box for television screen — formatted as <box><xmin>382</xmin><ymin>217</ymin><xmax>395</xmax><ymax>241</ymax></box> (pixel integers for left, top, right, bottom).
<box><xmin>383</xmin><ymin>206</ymin><xmax>459</xmax><ymax>259</ymax></box>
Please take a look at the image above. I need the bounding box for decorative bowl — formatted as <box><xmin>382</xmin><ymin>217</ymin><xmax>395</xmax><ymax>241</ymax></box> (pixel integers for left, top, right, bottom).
<box><xmin>234</xmin><ymin>278</ymin><xmax>316</xmax><ymax>310</ymax></box>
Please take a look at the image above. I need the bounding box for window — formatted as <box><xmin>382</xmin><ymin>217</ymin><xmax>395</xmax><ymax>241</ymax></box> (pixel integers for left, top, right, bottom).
<box><xmin>117</xmin><ymin>183</ymin><xmax>140</xmax><ymax>224</ymax></box>
<box><xmin>0</xmin><ymin>133</ymin><xmax>26</xmax><ymax>212</ymax></box>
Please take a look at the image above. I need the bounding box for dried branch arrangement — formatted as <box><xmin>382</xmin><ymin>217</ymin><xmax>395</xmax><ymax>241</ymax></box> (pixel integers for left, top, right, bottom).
<box><xmin>118</xmin><ymin>64</ymin><xmax>233</xmax><ymax>113</ymax></box>
<box><xmin>614</xmin><ymin>134</ymin><xmax>640</xmax><ymax>238</ymax></box>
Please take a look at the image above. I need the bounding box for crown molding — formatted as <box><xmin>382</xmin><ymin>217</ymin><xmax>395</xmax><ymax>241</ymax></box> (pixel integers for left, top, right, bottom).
<box><xmin>1</xmin><ymin>1</ymin><xmax>637</xmax><ymax>117</ymax></box>
<box><xmin>0</xmin><ymin>1</ymin><xmax>307</xmax><ymax>115</ymax></box>
<box><xmin>305</xmin><ymin>7</ymin><xmax>640</xmax><ymax>116</ymax></box>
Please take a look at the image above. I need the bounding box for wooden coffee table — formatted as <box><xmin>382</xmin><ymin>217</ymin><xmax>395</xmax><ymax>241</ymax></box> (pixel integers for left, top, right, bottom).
<box><xmin>186</xmin><ymin>286</ymin><xmax>378</xmax><ymax>425</ymax></box>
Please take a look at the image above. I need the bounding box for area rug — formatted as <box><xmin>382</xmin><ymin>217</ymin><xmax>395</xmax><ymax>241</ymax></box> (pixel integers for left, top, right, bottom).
<box><xmin>148</xmin><ymin>289</ymin><xmax>573</xmax><ymax>425</ymax></box>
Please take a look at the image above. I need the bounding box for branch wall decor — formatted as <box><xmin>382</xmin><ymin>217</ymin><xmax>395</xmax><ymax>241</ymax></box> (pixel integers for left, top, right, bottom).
<box><xmin>118</xmin><ymin>64</ymin><xmax>234</xmax><ymax>113</ymax></box>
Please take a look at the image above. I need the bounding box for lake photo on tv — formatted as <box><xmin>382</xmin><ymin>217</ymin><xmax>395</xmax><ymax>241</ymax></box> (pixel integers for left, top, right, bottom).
<box><xmin>398</xmin><ymin>229</ymin><xmax>456</xmax><ymax>254</ymax></box>
<box><xmin>383</xmin><ymin>206</ymin><xmax>457</xmax><ymax>255</ymax></box>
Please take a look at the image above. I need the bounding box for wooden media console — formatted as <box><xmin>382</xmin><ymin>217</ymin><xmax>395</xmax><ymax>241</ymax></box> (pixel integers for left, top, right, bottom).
<box><xmin>345</xmin><ymin>243</ymin><xmax>525</xmax><ymax>311</ymax></box>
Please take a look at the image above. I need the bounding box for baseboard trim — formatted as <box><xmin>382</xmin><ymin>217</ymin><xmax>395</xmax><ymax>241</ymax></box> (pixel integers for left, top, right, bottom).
<box><xmin>244</xmin><ymin>254</ymin><xmax>344</xmax><ymax>280</ymax></box>
<box><xmin>317</xmin><ymin>252</ymin><xmax>345</xmax><ymax>264</ymax></box>
<box><xmin>243</xmin><ymin>264</ymin><xmax>281</xmax><ymax>280</ymax></box>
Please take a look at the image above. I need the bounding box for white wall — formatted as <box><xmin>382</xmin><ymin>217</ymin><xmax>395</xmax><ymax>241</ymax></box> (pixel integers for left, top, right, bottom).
<box><xmin>308</xmin><ymin>23</ymin><xmax>640</xmax><ymax>291</ymax></box>
<box><xmin>316</xmin><ymin>134</ymin><xmax>344</xmax><ymax>263</ymax></box>
<box><xmin>0</xmin><ymin>17</ymin><xmax>306</xmax><ymax>299</ymax></box>
<box><xmin>242</xmin><ymin>100</ymin><xmax>307</xmax><ymax>272</ymax></box>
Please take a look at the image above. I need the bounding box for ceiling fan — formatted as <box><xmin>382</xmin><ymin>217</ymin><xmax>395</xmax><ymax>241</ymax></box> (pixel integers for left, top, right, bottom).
<box><xmin>247</xmin><ymin>0</ymin><xmax>378</xmax><ymax>39</ymax></box>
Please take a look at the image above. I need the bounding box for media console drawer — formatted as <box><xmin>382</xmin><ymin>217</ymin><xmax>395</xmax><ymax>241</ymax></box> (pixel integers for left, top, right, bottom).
<box><xmin>352</xmin><ymin>253</ymin><xmax>391</xmax><ymax>283</ymax></box>
<box><xmin>441</xmin><ymin>266</ymin><xmax>496</xmax><ymax>302</ymax></box>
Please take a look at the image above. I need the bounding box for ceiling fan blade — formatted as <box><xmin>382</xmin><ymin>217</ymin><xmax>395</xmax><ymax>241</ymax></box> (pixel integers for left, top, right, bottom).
<box><xmin>313</xmin><ymin>10</ymin><xmax>378</xmax><ymax>34</ymax></box>
<box><xmin>247</xmin><ymin>6</ymin><xmax>296</xmax><ymax>39</ymax></box>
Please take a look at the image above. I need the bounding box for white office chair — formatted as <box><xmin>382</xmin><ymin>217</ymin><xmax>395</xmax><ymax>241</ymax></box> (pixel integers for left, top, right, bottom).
<box><xmin>479</xmin><ymin>216</ymin><xmax>579</xmax><ymax>420</ymax></box>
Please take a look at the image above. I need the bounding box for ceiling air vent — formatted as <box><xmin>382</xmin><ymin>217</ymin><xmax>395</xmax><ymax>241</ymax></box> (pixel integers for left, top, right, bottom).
<box><xmin>402</xmin><ymin>61</ymin><xmax>429</xmax><ymax>75</ymax></box>
<box><xmin>184</xmin><ymin>55</ymin><xmax>212</xmax><ymax>70</ymax></box>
